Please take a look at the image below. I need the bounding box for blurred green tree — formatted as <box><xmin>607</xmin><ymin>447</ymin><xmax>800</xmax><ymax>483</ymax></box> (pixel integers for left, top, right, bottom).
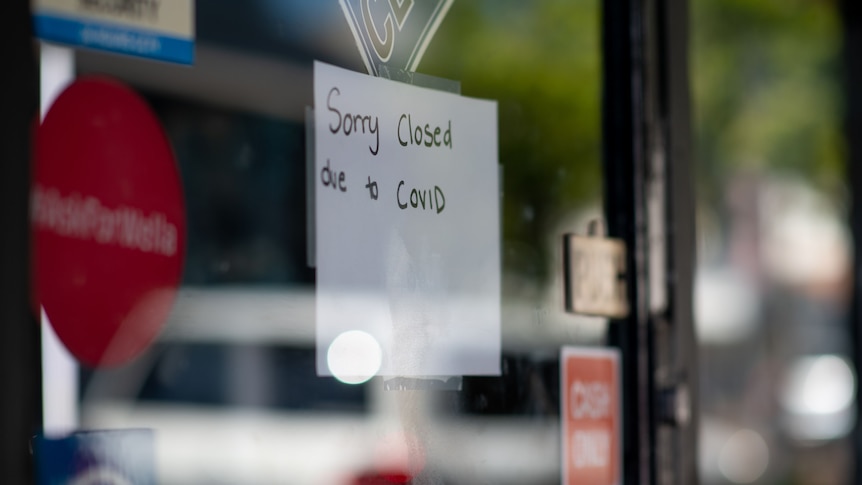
<box><xmin>691</xmin><ymin>0</ymin><xmax>843</xmax><ymax>205</ymax></box>
<box><xmin>422</xmin><ymin>0</ymin><xmax>602</xmax><ymax>285</ymax></box>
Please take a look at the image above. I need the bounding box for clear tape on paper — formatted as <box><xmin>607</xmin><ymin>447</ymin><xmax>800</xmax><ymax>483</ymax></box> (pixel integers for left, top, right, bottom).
<box><xmin>384</xmin><ymin>375</ymin><xmax>463</xmax><ymax>391</ymax></box>
<box><xmin>306</xmin><ymin>106</ymin><xmax>316</xmax><ymax>269</ymax></box>
<box><xmin>382</xmin><ymin>66</ymin><xmax>463</xmax><ymax>391</ymax></box>
<box><xmin>377</xmin><ymin>64</ymin><xmax>461</xmax><ymax>94</ymax></box>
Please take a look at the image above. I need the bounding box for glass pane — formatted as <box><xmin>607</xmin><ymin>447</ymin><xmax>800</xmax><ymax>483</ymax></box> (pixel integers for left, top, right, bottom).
<box><xmin>38</xmin><ymin>1</ymin><xmax>605</xmax><ymax>483</ymax></box>
<box><xmin>692</xmin><ymin>1</ymin><xmax>853</xmax><ymax>483</ymax></box>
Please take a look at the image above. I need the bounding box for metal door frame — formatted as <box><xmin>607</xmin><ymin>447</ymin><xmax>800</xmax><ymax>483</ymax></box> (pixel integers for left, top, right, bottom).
<box><xmin>0</xmin><ymin>1</ymin><xmax>42</xmax><ymax>484</ymax></box>
<box><xmin>603</xmin><ymin>0</ymin><xmax>698</xmax><ymax>483</ymax></box>
<box><xmin>842</xmin><ymin>1</ymin><xmax>862</xmax><ymax>483</ymax></box>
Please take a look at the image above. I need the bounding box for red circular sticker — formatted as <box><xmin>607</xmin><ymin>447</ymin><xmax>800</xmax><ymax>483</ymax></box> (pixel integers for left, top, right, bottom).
<box><xmin>33</xmin><ymin>77</ymin><xmax>185</xmax><ymax>367</ymax></box>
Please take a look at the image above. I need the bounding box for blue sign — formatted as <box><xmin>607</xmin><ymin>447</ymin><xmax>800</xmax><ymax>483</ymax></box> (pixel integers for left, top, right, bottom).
<box><xmin>33</xmin><ymin>0</ymin><xmax>194</xmax><ymax>64</ymax></box>
<box><xmin>34</xmin><ymin>429</ymin><xmax>156</xmax><ymax>485</ymax></box>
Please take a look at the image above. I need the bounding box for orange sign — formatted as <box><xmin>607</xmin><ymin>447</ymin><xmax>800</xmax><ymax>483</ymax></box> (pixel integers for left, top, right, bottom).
<box><xmin>561</xmin><ymin>347</ymin><xmax>621</xmax><ymax>485</ymax></box>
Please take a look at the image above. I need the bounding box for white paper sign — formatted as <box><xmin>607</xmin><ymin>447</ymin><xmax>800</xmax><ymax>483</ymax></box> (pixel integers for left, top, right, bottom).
<box><xmin>314</xmin><ymin>61</ymin><xmax>500</xmax><ymax>378</ymax></box>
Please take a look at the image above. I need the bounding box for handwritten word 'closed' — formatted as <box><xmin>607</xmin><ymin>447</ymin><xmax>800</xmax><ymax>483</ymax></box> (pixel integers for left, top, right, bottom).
<box><xmin>398</xmin><ymin>114</ymin><xmax>452</xmax><ymax>149</ymax></box>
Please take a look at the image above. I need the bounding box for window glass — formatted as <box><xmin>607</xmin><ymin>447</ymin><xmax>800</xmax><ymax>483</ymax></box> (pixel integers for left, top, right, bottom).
<box><xmin>69</xmin><ymin>1</ymin><xmax>604</xmax><ymax>483</ymax></box>
<box><xmin>692</xmin><ymin>1</ymin><xmax>852</xmax><ymax>483</ymax></box>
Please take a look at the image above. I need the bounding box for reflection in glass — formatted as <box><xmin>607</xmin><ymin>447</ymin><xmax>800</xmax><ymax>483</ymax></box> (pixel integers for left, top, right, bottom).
<box><xmin>327</xmin><ymin>330</ymin><xmax>383</xmax><ymax>385</ymax></box>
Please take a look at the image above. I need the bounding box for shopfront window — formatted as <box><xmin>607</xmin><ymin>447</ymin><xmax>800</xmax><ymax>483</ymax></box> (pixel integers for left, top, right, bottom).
<box><xmin>35</xmin><ymin>1</ymin><xmax>607</xmax><ymax>483</ymax></box>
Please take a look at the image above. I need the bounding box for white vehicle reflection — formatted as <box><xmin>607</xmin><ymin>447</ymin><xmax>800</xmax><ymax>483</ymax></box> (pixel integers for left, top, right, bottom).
<box><xmin>700</xmin><ymin>418</ymin><xmax>770</xmax><ymax>484</ymax></box>
<box><xmin>327</xmin><ymin>330</ymin><xmax>383</xmax><ymax>385</ymax></box>
<box><xmin>80</xmin><ymin>286</ymin><xmax>606</xmax><ymax>484</ymax></box>
<box><xmin>779</xmin><ymin>354</ymin><xmax>856</xmax><ymax>442</ymax></box>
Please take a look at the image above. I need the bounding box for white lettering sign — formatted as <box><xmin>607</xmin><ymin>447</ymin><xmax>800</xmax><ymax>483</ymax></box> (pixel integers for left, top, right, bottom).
<box><xmin>570</xmin><ymin>381</ymin><xmax>612</xmax><ymax>420</ymax></box>
<box><xmin>572</xmin><ymin>429</ymin><xmax>611</xmax><ymax>469</ymax></box>
<box><xmin>561</xmin><ymin>347</ymin><xmax>621</xmax><ymax>484</ymax></box>
<box><xmin>31</xmin><ymin>185</ymin><xmax>178</xmax><ymax>257</ymax></box>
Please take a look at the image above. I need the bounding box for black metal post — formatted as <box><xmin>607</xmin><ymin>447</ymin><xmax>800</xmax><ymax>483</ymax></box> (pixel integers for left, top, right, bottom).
<box><xmin>659</xmin><ymin>0</ymin><xmax>699</xmax><ymax>482</ymax></box>
<box><xmin>603</xmin><ymin>0</ymin><xmax>697</xmax><ymax>483</ymax></box>
<box><xmin>603</xmin><ymin>0</ymin><xmax>654</xmax><ymax>483</ymax></box>
<box><xmin>0</xmin><ymin>1</ymin><xmax>42</xmax><ymax>483</ymax></box>
<box><xmin>841</xmin><ymin>0</ymin><xmax>862</xmax><ymax>483</ymax></box>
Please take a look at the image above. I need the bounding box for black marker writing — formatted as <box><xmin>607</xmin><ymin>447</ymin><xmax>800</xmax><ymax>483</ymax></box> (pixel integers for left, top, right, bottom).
<box><xmin>397</xmin><ymin>114</ymin><xmax>451</xmax><ymax>149</ymax></box>
<box><xmin>327</xmin><ymin>87</ymin><xmax>380</xmax><ymax>156</ymax></box>
<box><xmin>321</xmin><ymin>159</ymin><xmax>347</xmax><ymax>192</ymax></box>
<box><xmin>366</xmin><ymin>176</ymin><xmax>379</xmax><ymax>200</ymax></box>
<box><xmin>397</xmin><ymin>180</ymin><xmax>445</xmax><ymax>214</ymax></box>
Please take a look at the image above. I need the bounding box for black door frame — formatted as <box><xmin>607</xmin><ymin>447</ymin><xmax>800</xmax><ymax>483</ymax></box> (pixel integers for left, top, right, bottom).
<box><xmin>842</xmin><ymin>1</ymin><xmax>862</xmax><ymax>483</ymax></box>
<box><xmin>0</xmin><ymin>1</ymin><xmax>42</xmax><ymax>484</ymax></box>
<box><xmin>603</xmin><ymin>0</ymin><xmax>698</xmax><ymax>483</ymax></box>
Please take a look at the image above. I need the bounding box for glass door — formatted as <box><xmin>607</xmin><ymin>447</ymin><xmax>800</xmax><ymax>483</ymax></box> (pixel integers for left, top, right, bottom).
<box><xmin>19</xmin><ymin>1</ymin><xmax>697</xmax><ymax>484</ymax></box>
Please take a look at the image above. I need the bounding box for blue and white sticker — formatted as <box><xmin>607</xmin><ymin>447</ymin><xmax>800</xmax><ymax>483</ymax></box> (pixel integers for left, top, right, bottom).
<box><xmin>34</xmin><ymin>429</ymin><xmax>155</xmax><ymax>485</ymax></box>
<box><xmin>32</xmin><ymin>0</ymin><xmax>194</xmax><ymax>64</ymax></box>
<box><xmin>340</xmin><ymin>0</ymin><xmax>453</xmax><ymax>76</ymax></box>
